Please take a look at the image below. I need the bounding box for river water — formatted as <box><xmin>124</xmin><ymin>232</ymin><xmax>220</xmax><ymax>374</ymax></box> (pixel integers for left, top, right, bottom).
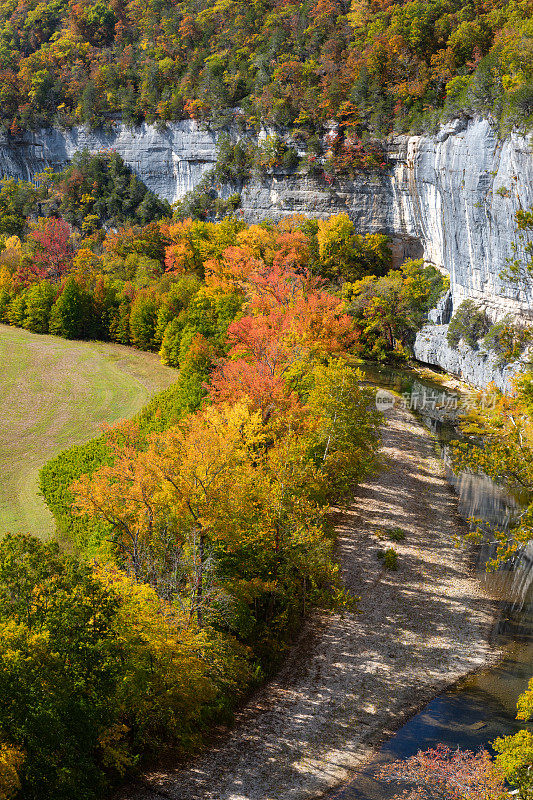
<box><xmin>328</xmin><ymin>364</ymin><xmax>533</xmax><ymax>800</ymax></box>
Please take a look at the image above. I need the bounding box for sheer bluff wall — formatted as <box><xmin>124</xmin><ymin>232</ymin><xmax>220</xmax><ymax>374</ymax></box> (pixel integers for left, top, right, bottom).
<box><xmin>1</xmin><ymin>116</ymin><xmax>532</xmax><ymax>384</ymax></box>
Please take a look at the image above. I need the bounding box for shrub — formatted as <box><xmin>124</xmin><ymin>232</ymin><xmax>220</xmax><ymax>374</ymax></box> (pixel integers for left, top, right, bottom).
<box><xmin>447</xmin><ymin>300</ymin><xmax>491</xmax><ymax>349</ymax></box>
<box><xmin>39</xmin><ymin>436</ymin><xmax>113</xmax><ymax>551</ymax></box>
<box><xmin>389</xmin><ymin>527</ymin><xmax>406</xmax><ymax>542</ymax></box>
<box><xmin>377</xmin><ymin>547</ymin><xmax>398</xmax><ymax>570</ymax></box>
<box><xmin>252</xmin><ymin>135</ymin><xmax>299</xmax><ymax>175</ymax></box>
<box><xmin>483</xmin><ymin>316</ymin><xmax>532</xmax><ymax>366</ymax></box>
<box><xmin>383</xmin><ymin>548</ymin><xmax>399</xmax><ymax>570</ymax></box>
<box><xmin>375</xmin><ymin>526</ymin><xmax>405</xmax><ymax>541</ymax></box>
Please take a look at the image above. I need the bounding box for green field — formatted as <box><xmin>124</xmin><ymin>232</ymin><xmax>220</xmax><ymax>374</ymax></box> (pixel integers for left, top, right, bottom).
<box><xmin>0</xmin><ymin>324</ymin><xmax>179</xmax><ymax>538</ymax></box>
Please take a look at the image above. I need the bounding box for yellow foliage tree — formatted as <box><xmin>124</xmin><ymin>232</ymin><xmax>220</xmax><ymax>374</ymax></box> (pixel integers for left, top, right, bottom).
<box><xmin>0</xmin><ymin>743</ymin><xmax>24</xmax><ymax>800</ymax></box>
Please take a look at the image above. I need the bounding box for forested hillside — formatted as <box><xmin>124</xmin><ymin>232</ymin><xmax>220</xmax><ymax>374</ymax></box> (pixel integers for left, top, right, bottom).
<box><xmin>0</xmin><ymin>0</ymin><xmax>531</xmax><ymax>135</ymax></box>
<box><xmin>0</xmin><ymin>150</ymin><xmax>447</xmax><ymax>365</ymax></box>
<box><xmin>1</xmin><ymin>0</ymin><xmax>531</xmax><ymax>789</ymax></box>
<box><xmin>0</xmin><ymin>214</ymin><xmax>389</xmax><ymax>799</ymax></box>
<box><xmin>0</xmin><ymin>144</ymin><xmax>450</xmax><ymax>793</ymax></box>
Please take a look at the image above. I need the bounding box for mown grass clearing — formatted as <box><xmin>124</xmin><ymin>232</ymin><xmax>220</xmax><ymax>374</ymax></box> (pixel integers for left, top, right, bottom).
<box><xmin>0</xmin><ymin>324</ymin><xmax>179</xmax><ymax>538</ymax></box>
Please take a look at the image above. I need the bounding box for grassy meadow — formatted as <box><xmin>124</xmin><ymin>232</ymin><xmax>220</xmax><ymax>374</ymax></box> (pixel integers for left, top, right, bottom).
<box><xmin>0</xmin><ymin>324</ymin><xmax>179</xmax><ymax>538</ymax></box>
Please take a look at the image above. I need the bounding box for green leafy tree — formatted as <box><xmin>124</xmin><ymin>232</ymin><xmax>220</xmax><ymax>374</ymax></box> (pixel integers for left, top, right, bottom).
<box><xmin>160</xmin><ymin>317</ymin><xmax>183</xmax><ymax>366</ymax></box>
<box><xmin>0</xmin><ymin>534</ymin><xmax>247</xmax><ymax>800</ymax></box>
<box><xmin>451</xmin><ymin>376</ymin><xmax>533</xmax><ymax>567</ymax></box>
<box><xmin>113</xmin><ymin>299</ymin><xmax>132</xmax><ymax>345</ymax></box>
<box><xmin>345</xmin><ymin>259</ymin><xmax>448</xmax><ymax>361</ymax></box>
<box><xmin>155</xmin><ymin>275</ymin><xmax>201</xmax><ymax>343</ymax></box>
<box><xmin>307</xmin><ymin>359</ymin><xmax>382</xmax><ymax>498</ymax></box>
<box><xmin>23</xmin><ymin>281</ymin><xmax>56</xmax><ymax>333</ymax></box>
<box><xmin>60</xmin><ymin>152</ymin><xmax>171</xmax><ymax>230</ymax></box>
<box><xmin>0</xmin><ymin>534</ymin><xmax>120</xmax><ymax>800</ymax></box>
<box><xmin>129</xmin><ymin>292</ymin><xmax>159</xmax><ymax>350</ymax></box>
<box><xmin>0</xmin><ymin>180</ymin><xmax>37</xmax><ymax>238</ymax></box>
<box><xmin>49</xmin><ymin>277</ymin><xmax>95</xmax><ymax>339</ymax></box>
<box><xmin>7</xmin><ymin>293</ymin><xmax>27</xmax><ymax>327</ymax></box>
<box><xmin>0</xmin><ymin>289</ymin><xmax>10</xmax><ymax>323</ymax></box>
<box><xmin>316</xmin><ymin>214</ymin><xmax>391</xmax><ymax>284</ymax></box>
<box><xmin>73</xmin><ymin>1</ymin><xmax>116</xmax><ymax>46</ymax></box>
<box><xmin>447</xmin><ymin>300</ymin><xmax>491</xmax><ymax>349</ymax></box>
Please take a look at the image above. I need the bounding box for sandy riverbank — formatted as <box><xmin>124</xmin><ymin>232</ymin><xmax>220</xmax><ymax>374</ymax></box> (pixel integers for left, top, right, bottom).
<box><xmin>119</xmin><ymin>401</ymin><xmax>499</xmax><ymax>800</ymax></box>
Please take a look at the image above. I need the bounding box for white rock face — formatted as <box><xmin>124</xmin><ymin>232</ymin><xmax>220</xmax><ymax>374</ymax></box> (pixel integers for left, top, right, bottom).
<box><xmin>0</xmin><ymin>121</ymin><xmax>218</xmax><ymax>203</ymax></box>
<box><xmin>242</xmin><ymin>118</ymin><xmax>533</xmax><ymax>322</ymax></box>
<box><xmin>396</xmin><ymin>119</ymin><xmax>533</xmax><ymax>320</ymax></box>
<box><xmin>413</xmin><ymin>324</ymin><xmax>525</xmax><ymax>392</ymax></box>
<box><xmin>1</xmin><ymin>116</ymin><xmax>532</xmax><ymax>387</ymax></box>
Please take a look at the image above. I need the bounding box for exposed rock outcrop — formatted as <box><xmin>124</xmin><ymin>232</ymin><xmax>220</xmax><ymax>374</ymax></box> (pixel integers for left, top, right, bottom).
<box><xmin>0</xmin><ymin>121</ymin><xmax>218</xmax><ymax>202</ymax></box>
<box><xmin>241</xmin><ymin>118</ymin><xmax>533</xmax><ymax>322</ymax></box>
<box><xmin>1</xmin><ymin>116</ymin><xmax>532</xmax><ymax>385</ymax></box>
<box><xmin>413</xmin><ymin>323</ymin><xmax>525</xmax><ymax>392</ymax></box>
<box><xmin>428</xmin><ymin>289</ymin><xmax>453</xmax><ymax>325</ymax></box>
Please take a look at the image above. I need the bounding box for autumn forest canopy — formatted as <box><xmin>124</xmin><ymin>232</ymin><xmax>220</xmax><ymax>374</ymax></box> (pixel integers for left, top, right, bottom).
<box><xmin>0</xmin><ymin>150</ymin><xmax>447</xmax><ymax>363</ymax></box>
<box><xmin>0</xmin><ymin>0</ymin><xmax>532</xmax><ymax>789</ymax></box>
<box><xmin>0</xmin><ymin>0</ymin><xmax>532</xmax><ymax>136</ymax></box>
<box><xmin>0</xmin><ymin>134</ymin><xmax>454</xmax><ymax>796</ymax></box>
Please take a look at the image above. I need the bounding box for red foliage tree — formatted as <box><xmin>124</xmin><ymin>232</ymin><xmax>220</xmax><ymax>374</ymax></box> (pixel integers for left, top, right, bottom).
<box><xmin>209</xmin><ymin>309</ymin><xmax>301</xmax><ymax>418</ymax></box>
<box><xmin>377</xmin><ymin>745</ymin><xmax>507</xmax><ymax>800</ymax></box>
<box><xmin>245</xmin><ymin>263</ymin><xmax>321</xmax><ymax>312</ymax></box>
<box><xmin>209</xmin><ymin>358</ymin><xmax>298</xmax><ymax>420</ymax></box>
<box><xmin>22</xmin><ymin>218</ymin><xmax>74</xmax><ymax>282</ymax></box>
<box><xmin>209</xmin><ymin>280</ymin><xmax>356</xmax><ymax>418</ymax></box>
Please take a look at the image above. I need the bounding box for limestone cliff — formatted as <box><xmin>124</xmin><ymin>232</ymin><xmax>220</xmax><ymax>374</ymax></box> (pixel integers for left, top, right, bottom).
<box><xmin>1</xmin><ymin>115</ymin><xmax>532</xmax><ymax>387</ymax></box>
<box><xmin>242</xmin><ymin>118</ymin><xmax>533</xmax><ymax>322</ymax></box>
<box><xmin>413</xmin><ymin>323</ymin><xmax>525</xmax><ymax>393</ymax></box>
<box><xmin>0</xmin><ymin>121</ymin><xmax>218</xmax><ymax>203</ymax></box>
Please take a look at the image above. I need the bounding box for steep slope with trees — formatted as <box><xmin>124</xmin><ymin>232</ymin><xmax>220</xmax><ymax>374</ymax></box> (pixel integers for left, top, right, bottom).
<box><xmin>0</xmin><ymin>210</ymin><xmax>415</xmax><ymax>798</ymax></box>
<box><xmin>0</xmin><ymin>0</ymin><xmax>531</xmax><ymax>135</ymax></box>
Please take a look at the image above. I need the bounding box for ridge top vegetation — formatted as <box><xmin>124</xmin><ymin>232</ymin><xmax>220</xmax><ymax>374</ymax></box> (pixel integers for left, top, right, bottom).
<box><xmin>0</xmin><ymin>0</ymin><xmax>531</xmax><ymax>136</ymax></box>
